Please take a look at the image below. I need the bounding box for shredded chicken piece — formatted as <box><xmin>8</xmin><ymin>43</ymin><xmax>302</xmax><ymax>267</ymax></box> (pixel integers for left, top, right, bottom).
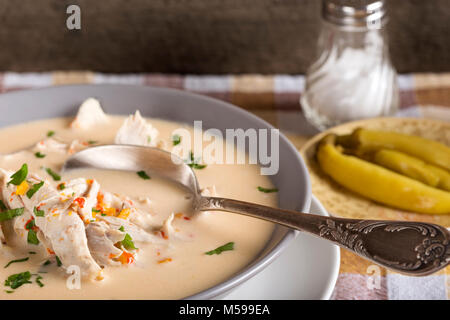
<box><xmin>86</xmin><ymin>221</ymin><xmax>125</xmax><ymax>266</ymax></box>
<box><xmin>122</xmin><ymin>199</ymin><xmax>155</xmax><ymax>229</ymax></box>
<box><xmin>32</xmin><ymin>137</ymin><xmax>90</xmax><ymax>156</ymax></box>
<box><xmin>73</xmin><ymin>179</ymin><xmax>100</xmax><ymax>222</ymax></box>
<box><xmin>12</xmin><ymin>209</ymin><xmax>33</xmax><ymax>246</ymax></box>
<box><xmin>0</xmin><ymin>171</ymin><xmax>102</xmax><ymax>279</ymax></box>
<box><xmin>101</xmin><ymin>191</ymin><xmax>123</xmax><ymax>209</ymax></box>
<box><xmin>34</xmin><ymin>138</ymin><xmax>68</xmax><ymax>153</ymax></box>
<box><xmin>161</xmin><ymin>213</ymin><xmax>175</xmax><ymax>239</ymax></box>
<box><xmin>59</xmin><ymin>178</ymin><xmax>90</xmax><ymax>199</ymax></box>
<box><xmin>159</xmin><ymin>213</ymin><xmax>192</xmax><ymax>241</ymax></box>
<box><xmin>68</xmin><ymin>140</ymin><xmax>89</xmax><ymax>155</ymax></box>
<box><xmin>98</xmin><ymin>215</ymin><xmax>162</xmax><ymax>243</ymax></box>
<box><xmin>115</xmin><ymin>110</ymin><xmax>159</xmax><ymax>147</ymax></box>
<box><xmin>70</xmin><ymin>98</ymin><xmax>109</xmax><ymax>129</ymax></box>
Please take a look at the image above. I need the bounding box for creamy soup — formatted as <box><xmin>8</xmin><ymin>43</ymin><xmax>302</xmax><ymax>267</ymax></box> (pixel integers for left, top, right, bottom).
<box><xmin>0</xmin><ymin>99</ymin><xmax>276</xmax><ymax>299</ymax></box>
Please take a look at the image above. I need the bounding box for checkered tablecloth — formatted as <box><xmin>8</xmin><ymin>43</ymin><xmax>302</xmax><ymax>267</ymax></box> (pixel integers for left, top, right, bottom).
<box><xmin>0</xmin><ymin>71</ymin><xmax>449</xmax><ymax>300</ymax></box>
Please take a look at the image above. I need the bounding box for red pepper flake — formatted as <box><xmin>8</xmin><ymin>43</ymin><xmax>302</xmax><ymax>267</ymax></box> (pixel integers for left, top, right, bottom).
<box><xmin>183</xmin><ymin>216</ymin><xmax>191</xmax><ymax>221</ymax></box>
<box><xmin>47</xmin><ymin>248</ymin><xmax>55</xmax><ymax>255</ymax></box>
<box><xmin>73</xmin><ymin>197</ymin><xmax>86</xmax><ymax>209</ymax></box>
<box><xmin>160</xmin><ymin>230</ymin><xmax>169</xmax><ymax>240</ymax></box>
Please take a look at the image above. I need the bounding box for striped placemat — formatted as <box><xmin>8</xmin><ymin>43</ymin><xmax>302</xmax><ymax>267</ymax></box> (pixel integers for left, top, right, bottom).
<box><xmin>0</xmin><ymin>71</ymin><xmax>449</xmax><ymax>300</ymax></box>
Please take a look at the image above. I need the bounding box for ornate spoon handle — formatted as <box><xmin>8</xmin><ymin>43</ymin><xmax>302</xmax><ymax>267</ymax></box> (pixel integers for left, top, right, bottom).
<box><xmin>199</xmin><ymin>197</ymin><xmax>450</xmax><ymax>276</ymax></box>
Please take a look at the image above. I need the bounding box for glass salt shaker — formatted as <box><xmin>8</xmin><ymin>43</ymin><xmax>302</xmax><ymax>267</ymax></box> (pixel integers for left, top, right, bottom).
<box><xmin>301</xmin><ymin>0</ymin><xmax>399</xmax><ymax>130</ymax></box>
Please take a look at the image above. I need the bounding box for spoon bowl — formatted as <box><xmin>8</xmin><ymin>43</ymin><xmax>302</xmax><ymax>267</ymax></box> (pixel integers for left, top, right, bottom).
<box><xmin>63</xmin><ymin>144</ymin><xmax>200</xmax><ymax>194</ymax></box>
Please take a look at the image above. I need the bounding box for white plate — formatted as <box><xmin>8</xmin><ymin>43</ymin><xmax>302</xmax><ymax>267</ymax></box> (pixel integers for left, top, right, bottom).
<box><xmin>223</xmin><ymin>195</ymin><xmax>340</xmax><ymax>300</ymax></box>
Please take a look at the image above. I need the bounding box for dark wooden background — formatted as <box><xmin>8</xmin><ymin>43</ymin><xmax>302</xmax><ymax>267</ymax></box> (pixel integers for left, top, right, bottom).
<box><xmin>0</xmin><ymin>0</ymin><xmax>448</xmax><ymax>74</ymax></box>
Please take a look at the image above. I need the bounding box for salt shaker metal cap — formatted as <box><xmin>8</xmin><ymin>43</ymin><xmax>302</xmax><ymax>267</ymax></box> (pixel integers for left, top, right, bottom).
<box><xmin>322</xmin><ymin>0</ymin><xmax>387</xmax><ymax>29</ymax></box>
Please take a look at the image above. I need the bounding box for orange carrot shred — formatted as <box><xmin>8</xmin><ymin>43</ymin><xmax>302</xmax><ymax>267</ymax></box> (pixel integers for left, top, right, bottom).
<box><xmin>158</xmin><ymin>258</ymin><xmax>172</xmax><ymax>264</ymax></box>
<box><xmin>118</xmin><ymin>252</ymin><xmax>135</xmax><ymax>265</ymax></box>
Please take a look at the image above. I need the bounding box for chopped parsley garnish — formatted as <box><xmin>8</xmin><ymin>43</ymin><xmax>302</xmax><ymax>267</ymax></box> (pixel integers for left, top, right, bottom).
<box><xmin>28</xmin><ymin>252</ymin><xmax>36</xmax><ymax>255</ymax></box>
<box><xmin>191</xmin><ymin>163</ymin><xmax>207</xmax><ymax>169</ymax></box>
<box><xmin>187</xmin><ymin>152</ymin><xmax>207</xmax><ymax>170</ymax></box>
<box><xmin>27</xmin><ymin>230</ymin><xmax>39</xmax><ymax>245</ymax></box>
<box><xmin>4</xmin><ymin>271</ymin><xmax>45</xmax><ymax>292</ymax></box>
<box><xmin>4</xmin><ymin>271</ymin><xmax>32</xmax><ymax>289</ymax></box>
<box><xmin>7</xmin><ymin>164</ymin><xmax>28</xmax><ymax>186</ymax></box>
<box><xmin>92</xmin><ymin>208</ymin><xmax>100</xmax><ymax>213</ymax></box>
<box><xmin>205</xmin><ymin>242</ymin><xmax>235</xmax><ymax>255</ymax></box>
<box><xmin>147</xmin><ymin>136</ymin><xmax>152</xmax><ymax>144</ymax></box>
<box><xmin>35</xmin><ymin>275</ymin><xmax>44</xmax><ymax>287</ymax></box>
<box><xmin>257</xmin><ymin>186</ymin><xmax>279</xmax><ymax>193</ymax></box>
<box><xmin>57</xmin><ymin>183</ymin><xmax>66</xmax><ymax>191</ymax></box>
<box><xmin>34</xmin><ymin>152</ymin><xmax>46</xmax><ymax>159</ymax></box>
<box><xmin>55</xmin><ymin>256</ymin><xmax>62</xmax><ymax>267</ymax></box>
<box><xmin>26</xmin><ymin>181</ymin><xmax>44</xmax><ymax>199</ymax></box>
<box><xmin>121</xmin><ymin>234</ymin><xmax>137</xmax><ymax>251</ymax></box>
<box><xmin>88</xmin><ymin>140</ymin><xmax>98</xmax><ymax>145</ymax></box>
<box><xmin>25</xmin><ymin>219</ymin><xmax>38</xmax><ymax>245</ymax></box>
<box><xmin>0</xmin><ymin>208</ymin><xmax>25</xmax><ymax>222</ymax></box>
<box><xmin>4</xmin><ymin>257</ymin><xmax>29</xmax><ymax>268</ymax></box>
<box><xmin>33</xmin><ymin>207</ymin><xmax>45</xmax><ymax>217</ymax></box>
<box><xmin>47</xmin><ymin>130</ymin><xmax>55</xmax><ymax>137</ymax></box>
<box><xmin>172</xmin><ymin>134</ymin><xmax>181</xmax><ymax>146</ymax></box>
<box><xmin>0</xmin><ymin>200</ymin><xmax>7</xmax><ymax>211</ymax></box>
<box><xmin>45</xmin><ymin>168</ymin><xmax>61</xmax><ymax>181</ymax></box>
<box><xmin>43</xmin><ymin>260</ymin><xmax>51</xmax><ymax>266</ymax></box>
<box><xmin>118</xmin><ymin>226</ymin><xmax>125</xmax><ymax>232</ymax></box>
<box><xmin>137</xmin><ymin>170</ymin><xmax>151</xmax><ymax>180</ymax></box>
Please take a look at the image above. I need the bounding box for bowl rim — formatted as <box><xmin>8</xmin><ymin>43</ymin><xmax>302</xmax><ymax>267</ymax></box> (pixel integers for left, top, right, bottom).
<box><xmin>0</xmin><ymin>83</ymin><xmax>312</xmax><ymax>300</ymax></box>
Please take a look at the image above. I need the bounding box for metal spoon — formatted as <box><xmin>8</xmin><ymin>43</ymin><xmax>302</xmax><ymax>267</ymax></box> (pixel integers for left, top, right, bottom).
<box><xmin>62</xmin><ymin>145</ymin><xmax>450</xmax><ymax>276</ymax></box>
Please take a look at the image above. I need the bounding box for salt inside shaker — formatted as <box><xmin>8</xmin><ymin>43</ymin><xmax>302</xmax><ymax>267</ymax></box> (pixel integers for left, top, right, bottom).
<box><xmin>301</xmin><ymin>0</ymin><xmax>399</xmax><ymax>130</ymax></box>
